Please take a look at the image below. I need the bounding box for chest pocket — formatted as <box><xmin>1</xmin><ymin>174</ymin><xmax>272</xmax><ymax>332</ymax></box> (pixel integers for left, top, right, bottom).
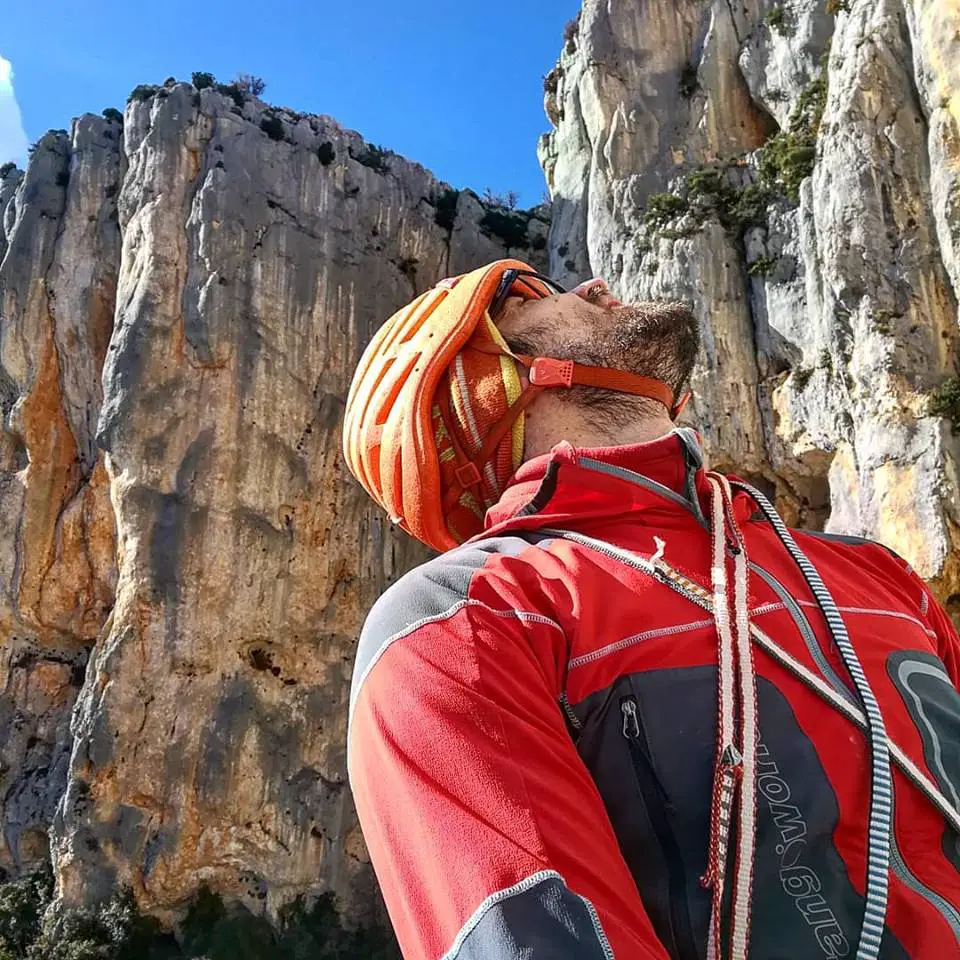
<box><xmin>888</xmin><ymin>650</ymin><xmax>960</xmax><ymax>871</ymax></box>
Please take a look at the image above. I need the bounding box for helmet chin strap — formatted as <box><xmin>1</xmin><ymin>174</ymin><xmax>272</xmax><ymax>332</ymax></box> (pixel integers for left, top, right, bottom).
<box><xmin>521</xmin><ymin>354</ymin><xmax>690</xmax><ymax>421</ymax></box>
<box><xmin>441</xmin><ymin>342</ymin><xmax>691</xmax><ymax>513</ymax></box>
<box><xmin>470</xmin><ymin>339</ymin><xmax>689</xmax><ymax>420</ymax></box>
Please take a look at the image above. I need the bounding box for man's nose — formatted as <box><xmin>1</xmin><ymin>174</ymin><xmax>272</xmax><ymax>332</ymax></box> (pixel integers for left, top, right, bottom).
<box><xmin>573</xmin><ymin>278</ymin><xmax>622</xmax><ymax>308</ymax></box>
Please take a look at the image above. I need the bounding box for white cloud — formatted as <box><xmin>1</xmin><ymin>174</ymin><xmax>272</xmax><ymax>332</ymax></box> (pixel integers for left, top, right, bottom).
<box><xmin>0</xmin><ymin>55</ymin><xmax>29</xmax><ymax>167</ymax></box>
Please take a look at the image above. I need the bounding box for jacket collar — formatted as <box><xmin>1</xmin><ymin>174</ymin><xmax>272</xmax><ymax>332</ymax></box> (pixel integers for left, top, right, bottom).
<box><xmin>482</xmin><ymin>428</ymin><xmax>752</xmax><ymax>539</ymax></box>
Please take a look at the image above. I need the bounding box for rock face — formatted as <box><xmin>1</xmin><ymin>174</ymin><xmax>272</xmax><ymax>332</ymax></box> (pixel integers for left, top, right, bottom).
<box><xmin>541</xmin><ymin>0</ymin><xmax>960</xmax><ymax>604</ymax></box>
<box><xmin>1</xmin><ymin>120</ymin><xmax>120</xmax><ymax>882</ymax></box>
<box><xmin>0</xmin><ymin>81</ymin><xmax>547</xmax><ymax>923</ymax></box>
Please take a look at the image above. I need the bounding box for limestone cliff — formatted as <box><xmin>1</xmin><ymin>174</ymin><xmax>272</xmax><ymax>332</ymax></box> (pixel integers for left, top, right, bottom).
<box><xmin>541</xmin><ymin>0</ymin><xmax>960</xmax><ymax>603</ymax></box>
<box><xmin>0</xmin><ymin>78</ymin><xmax>547</xmax><ymax>926</ymax></box>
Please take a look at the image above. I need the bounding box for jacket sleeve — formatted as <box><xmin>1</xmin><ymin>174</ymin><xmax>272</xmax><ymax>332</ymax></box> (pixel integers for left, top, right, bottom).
<box><xmin>347</xmin><ymin>567</ymin><xmax>669</xmax><ymax>959</ymax></box>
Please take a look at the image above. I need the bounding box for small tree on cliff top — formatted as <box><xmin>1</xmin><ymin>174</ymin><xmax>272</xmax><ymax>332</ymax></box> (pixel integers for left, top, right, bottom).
<box><xmin>234</xmin><ymin>73</ymin><xmax>266</xmax><ymax>97</ymax></box>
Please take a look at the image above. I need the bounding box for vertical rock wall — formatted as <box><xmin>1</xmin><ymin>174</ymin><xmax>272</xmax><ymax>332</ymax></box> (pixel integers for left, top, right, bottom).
<box><xmin>1</xmin><ymin>118</ymin><xmax>121</xmax><ymax>880</ymax></box>
<box><xmin>0</xmin><ymin>82</ymin><xmax>547</xmax><ymax>924</ymax></box>
<box><xmin>541</xmin><ymin>0</ymin><xmax>960</xmax><ymax>599</ymax></box>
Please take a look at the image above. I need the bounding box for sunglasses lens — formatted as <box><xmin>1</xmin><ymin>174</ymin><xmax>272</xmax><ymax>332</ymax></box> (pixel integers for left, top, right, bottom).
<box><xmin>491</xmin><ymin>270</ymin><xmax>566</xmax><ymax>317</ymax></box>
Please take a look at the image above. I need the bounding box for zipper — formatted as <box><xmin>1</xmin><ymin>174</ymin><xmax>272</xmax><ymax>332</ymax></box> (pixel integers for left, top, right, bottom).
<box><xmin>620</xmin><ymin>696</ymin><xmax>697</xmax><ymax>959</ymax></box>
<box><xmin>559</xmin><ymin>692</ymin><xmax>582</xmax><ymax>733</ymax></box>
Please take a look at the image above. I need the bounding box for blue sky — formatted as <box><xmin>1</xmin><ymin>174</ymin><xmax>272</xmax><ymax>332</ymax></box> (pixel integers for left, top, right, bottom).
<box><xmin>1</xmin><ymin>0</ymin><xmax>580</xmax><ymax>207</ymax></box>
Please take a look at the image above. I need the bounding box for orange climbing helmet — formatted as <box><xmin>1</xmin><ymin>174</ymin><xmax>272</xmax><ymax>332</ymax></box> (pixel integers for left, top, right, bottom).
<box><xmin>342</xmin><ymin>259</ymin><xmax>686</xmax><ymax>552</ymax></box>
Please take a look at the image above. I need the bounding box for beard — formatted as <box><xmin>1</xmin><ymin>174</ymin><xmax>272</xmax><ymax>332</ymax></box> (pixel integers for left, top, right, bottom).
<box><xmin>532</xmin><ymin>300</ymin><xmax>701</xmax><ymax>395</ymax></box>
<box><xmin>606</xmin><ymin>301</ymin><xmax>699</xmax><ymax>363</ymax></box>
<box><xmin>503</xmin><ymin>298</ymin><xmax>700</xmax><ymax>428</ymax></box>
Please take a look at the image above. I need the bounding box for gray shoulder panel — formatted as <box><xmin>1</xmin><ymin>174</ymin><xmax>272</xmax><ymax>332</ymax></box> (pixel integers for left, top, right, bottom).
<box><xmin>349</xmin><ymin>535</ymin><xmax>544</xmax><ymax>719</ymax></box>
<box><xmin>442</xmin><ymin>871</ymin><xmax>613</xmax><ymax>960</ymax></box>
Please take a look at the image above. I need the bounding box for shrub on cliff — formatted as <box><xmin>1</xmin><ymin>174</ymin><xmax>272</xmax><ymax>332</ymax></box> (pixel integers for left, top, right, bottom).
<box><xmin>181</xmin><ymin>886</ymin><xmax>401</xmax><ymax>959</ymax></box>
<box><xmin>0</xmin><ymin>865</ymin><xmax>53</xmax><ymax>956</ymax></box>
<box><xmin>0</xmin><ymin>871</ymin><xmax>177</xmax><ymax>960</ymax></box>
<box><xmin>431</xmin><ymin>187</ymin><xmax>459</xmax><ymax>231</ymax></box>
<box><xmin>929</xmin><ymin>376</ymin><xmax>960</xmax><ymax>432</ymax></box>
<box><xmin>0</xmin><ymin>871</ymin><xmax>398</xmax><ymax>960</ymax></box>
<box><xmin>191</xmin><ymin>72</ymin><xmax>215</xmax><ymax>91</ymax></box>
<box><xmin>128</xmin><ymin>85</ymin><xmax>160</xmax><ymax>103</ymax></box>
<box><xmin>350</xmin><ymin>144</ymin><xmax>391</xmax><ymax>174</ymax></box>
<box><xmin>234</xmin><ymin>74</ymin><xmax>266</xmax><ymax>98</ymax></box>
<box><xmin>757</xmin><ymin>74</ymin><xmax>827</xmax><ymax>202</ymax></box>
<box><xmin>479</xmin><ymin>206</ymin><xmax>531</xmax><ymax>249</ymax></box>
<box><xmin>316</xmin><ymin>142</ymin><xmax>336</xmax><ymax>166</ymax></box>
<box><xmin>260</xmin><ymin>114</ymin><xmax>286</xmax><ymax>142</ymax></box>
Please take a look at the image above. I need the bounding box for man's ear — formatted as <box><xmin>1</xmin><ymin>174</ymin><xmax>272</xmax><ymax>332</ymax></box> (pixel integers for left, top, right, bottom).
<box><xmin>671</xmin><ymin>391</ymin><xmax>692</xmax><ymax>421</ymax></box>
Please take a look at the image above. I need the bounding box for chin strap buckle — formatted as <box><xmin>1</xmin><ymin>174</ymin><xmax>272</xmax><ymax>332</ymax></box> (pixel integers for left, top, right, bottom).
<box><xmin>529</xmin><ymin>357</ymin><xmax>575</xmax><ymax>388</ymax></box>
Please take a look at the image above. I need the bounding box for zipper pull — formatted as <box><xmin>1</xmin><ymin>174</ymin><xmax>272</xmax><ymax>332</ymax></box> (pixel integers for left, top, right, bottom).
<box><xmin>621</xmin><ymin>698</ymin><xmax>641</xmax><ymax>739</ymax></box>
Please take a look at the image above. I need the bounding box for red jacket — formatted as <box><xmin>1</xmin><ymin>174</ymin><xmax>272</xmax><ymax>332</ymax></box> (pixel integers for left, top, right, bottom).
<box><xmin>348</xmin><ymin>430</ymin><xmax>960</xmax><ymax>958</ymax></box>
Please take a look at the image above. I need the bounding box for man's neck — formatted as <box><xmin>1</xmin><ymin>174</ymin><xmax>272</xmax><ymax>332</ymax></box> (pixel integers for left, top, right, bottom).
<box><xmin>521</xmin><ymin>395</ymin><xmax>675</xmax><ymax>461</ymax></box>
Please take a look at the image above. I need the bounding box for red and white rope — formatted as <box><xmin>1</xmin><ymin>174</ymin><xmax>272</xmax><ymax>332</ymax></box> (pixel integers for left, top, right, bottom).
<box><xmin>703</xmin><ymin>473</ymin><xmax>758</xmax><ymax>960</ymax></box>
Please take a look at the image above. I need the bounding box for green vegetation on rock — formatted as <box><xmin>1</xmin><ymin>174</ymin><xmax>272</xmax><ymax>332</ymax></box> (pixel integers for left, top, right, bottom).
<box><xmin>0</xmin><ymin>865</ymin><xmax>52</xmax><ymax>956</ymax></box>
<box><xmin>563</xmin><ymin>15</ymin><xmax>579</xmax><ymax>54</ymax></box>
<box><xmin>747</xmin><ymin>254</ymin><xmax>780</xmax><ymax>278</ymax></box>
<box><xmin>480</xmin><ymin>206</ymin><xmax>532</xmax><ymax>249</ymax></box>
<box><xmin>215</xmin><ymin>82</ymin><xmax>247</xmax><ymax>109</ymax></box>
<box><xmin>260</xmin><ymin>114</ymin><xmax>286</xmax><ymax>142</ymax></box>
<box><xmin>642</xmin><ymin>163</ymin><xmax>774</xmax><ymax>242</ymax></box>
<box><xmin>929</xmin><ymin>376</ymin><xmax>960</xmax><ymax>432</ymax></box>
<box><xmin>679</xmin><ymin>62</ymin><xmax>699</xmax><ymax>99</ymax></box>
<box><xmin>431</xmin><ymin>187</ymin><xmax>460</xmax><ymax>231</ymax></box>
<box><xmin>129</xmin><ymin>85</ymin><xmax>160</xmax><ymax>103</ymax></box>
<box><xmin>644</xmin><ymin>192</ymin><xmax>688</xmax><ymax>229</ymax></box>
<box><xmin>543</xmin><ymin>68</ymin><xmax>560</xmax><ymax>97</ymax></box>
<box><xmin>350</xmin><ymin>144</ymin><xmax>391</xmax><ymax>174</ymax></box>
<box><xmin>793</xmin><ymin>366</ymin><xmax>814</xmax><ymax>391</ymax></box>
<box><xmin>640</xmin><ymin>69</ymin><xmax>828</xmax><ymax>247</ymax></box>
<box><xmin>765</xmin><ymin>6</ymin><xmax>794</xmax><ymax>36</ymax></box>
<box><xmin>316</xmin><ymin>142</ymin><xmax>336</xmax><ymax>166</ymax></box>
<box><xmin>757</xmin><ymin>74</ymin><xmax>828</xmax><ymax>202</ymax></box>
<box><xmin>818</xmin><ymin>347</ymin><xmax>834</xmax><ymax>377</ymax></box>
<box><xmin>191</xmin><ymin>72</ymin><xmax>215</xmax><ymax>91</ymax></box>
<box><xmin>0</xmin><ymin>869</ymin><xmax>399</xmax><ymax>960</ymax></box>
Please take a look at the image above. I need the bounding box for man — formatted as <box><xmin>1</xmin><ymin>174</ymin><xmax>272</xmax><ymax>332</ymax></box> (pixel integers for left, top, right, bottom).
<box><xmin>342</xmin><ymin>260</ymin><xmax>960</xmax><ymax>959</ymax></box>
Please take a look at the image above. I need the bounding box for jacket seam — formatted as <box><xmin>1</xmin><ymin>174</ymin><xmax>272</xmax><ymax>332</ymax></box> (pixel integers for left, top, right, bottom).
<box><xmin>797</xmin><ymin>600</ymin><xmax>937</xmax><ymax>640</ymax></box>
<box><xmin>568</xmin><ymin>618</ymin><xmax>713</xmax><ymax>669</ymax></box>
<box><xmin>350</xmin><ymin>601</ymin><xmax>563</xmax><ymax>724</ymax></box>
<box><xmin>440</xmin><ymin>870</ymin><xmax>560</xmax><ymax>960</ymax></box>
<box><xmin>564</xmin><ymin>600</ymin><xmax>934</xmax><ymax>687</ymax></box>
<box><xmin>439</xmin><ymin>870</ymin><xmax>615</xmax><ymax>960</ymax></box>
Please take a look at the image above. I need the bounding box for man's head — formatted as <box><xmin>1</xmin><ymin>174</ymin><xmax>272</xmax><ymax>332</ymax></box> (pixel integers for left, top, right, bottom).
<box><xmin>343</xmin><ymin>260</ymin><xmax>703</xmax><ymax>551</ymax></box>
<box><xmin>494</xmin><ymin>278</ymin><xmax>701</xmax><ymax>458</ymax></box>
